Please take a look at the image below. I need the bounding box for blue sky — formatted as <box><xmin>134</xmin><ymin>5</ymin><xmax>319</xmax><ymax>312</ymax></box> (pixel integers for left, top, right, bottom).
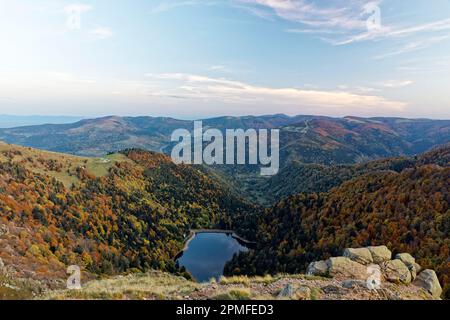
<box><xmin>0</xmin><ymin>0</ymin><xmax>449</xmax><ymax>119</ymax></box>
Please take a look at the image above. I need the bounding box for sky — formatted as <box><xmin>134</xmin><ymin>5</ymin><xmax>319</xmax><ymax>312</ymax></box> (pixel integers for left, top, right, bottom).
<box><xmin>0</xmin><ymin>0</ymin><xmax>449</xmax><ymax>119</ymax></box>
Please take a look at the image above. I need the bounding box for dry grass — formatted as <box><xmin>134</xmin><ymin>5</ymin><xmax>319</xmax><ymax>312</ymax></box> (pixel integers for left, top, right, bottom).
<box><xmin>212</xmin><ymin>288</ymin><xmax>252</xmax><ymax>300</ymax></box>
<box><xmin>219</xmin><ymin>275</ymin><xmax>274</xmax><ymax>286</ymax></box>
<box><xmin>0</xmin><ymin>142</ymin><xmax>130</xmax><ymax>187</ymax></box>
<box><xmin>41</xmin><ymin>271</ymin><xmax>200</xmax><ymax>300</ymax></box>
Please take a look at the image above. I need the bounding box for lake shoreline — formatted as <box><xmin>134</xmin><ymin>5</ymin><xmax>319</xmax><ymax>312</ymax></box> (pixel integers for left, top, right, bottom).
<box><xmin>175</xmin><ymin>229</ymin><xmax>256</xmax><ymax>261</ymax></box>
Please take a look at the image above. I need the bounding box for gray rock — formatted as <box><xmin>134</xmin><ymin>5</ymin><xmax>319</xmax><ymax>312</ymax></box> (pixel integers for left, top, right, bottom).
<box><xmin>394</xmin><ymin>253</ymin><xmax>421</xmax><ymax>280</ymax></box>
<box><xmin>326</xmin><ymin>257</ymin><xmax>368</xmax><ymax>280</ymax></box>
<box><xmin>278</xmin><ymin>284</ymin><xmax>295</xmax><ymax>298</ymax></box>
<box><xmin>0</xmin><ymin>258</ymin><xmax>4</xmax><ymax>269</ymax></box>
<box><xmin>278</xmin><ymin>284</ymin><xmax>312</xmax><ymax>300</ymax></box>
<box><xmin>343</xmin><ymin>248</ymin><xmax>373</xmax><ymax>265</ymax></box>
<box><xmin>413</xmin><ymin>269</ymin><xmax>442</xmax><ymax>299</ymax></box>
<box><xmin>306</xmin><ymin>260</ymin><xmax>329</xmax><ymax>277</ymax></box>
<box><xmin>382</xmin><ymin>259</ymin><xmax>412</xmax><ymax>284</ymax></box>
<box><xmin>342</xmin><ymin>279</ymin><xmax>369</xmax><ymax>289</ymax></box>
<box><xmin>395</xmin><ymin>253</ymin><xmax>415</xmax><ymax>266</ymax></box>
<box><xmin>367</xmin><ymin>246</ymin><xmax>392</xmax><ymax>264</ymax></box>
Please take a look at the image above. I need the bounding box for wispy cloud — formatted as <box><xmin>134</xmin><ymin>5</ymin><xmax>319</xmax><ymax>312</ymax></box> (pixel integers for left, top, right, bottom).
<box><xmin>373</xmin><ymin>35</ymin><xmax>450</xmax><ymax>60</ymax></box>
<box><xmin>90</xmin><ymin>27</ymin><xmax>113</xmax><ymax>39</ymax></box>
<box><xmin>236</xmin><ymin>0</ymin><xmax>370</xmax><ymax>30</ymax></box>
<box><xmin>379</xmin><ymin>80</ymin><xmax>414</xmax><ymax>88</ymax></box>
<box><xmin>237</xmin><ymin>0</ymin><xmax>450</xmax><ymax>60</ymax></box>
<box><xmin>209</xmin><ymin>65</ymin><xmax>233</xmax><ymax>73</ymax></box>
<box><xmin>145</xmin><ymin>73</ymin><xmax>406</xmax><ymax>112</ymax></box>
<box><xmin>334</xmin><ymin>17</ymin><xmax>450</xmax><ymax>45</ymax></box>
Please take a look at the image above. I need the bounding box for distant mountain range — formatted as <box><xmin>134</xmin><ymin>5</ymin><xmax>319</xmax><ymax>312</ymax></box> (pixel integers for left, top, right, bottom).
<box><xmin>1</xmin><ymin>114</ymin><xmax>448</xmax><ymax>205</ymax></box>
<box><xmin>0</xmin><ymin>114</ymin><xmax>448</xmax><ymax>161</ymax></box>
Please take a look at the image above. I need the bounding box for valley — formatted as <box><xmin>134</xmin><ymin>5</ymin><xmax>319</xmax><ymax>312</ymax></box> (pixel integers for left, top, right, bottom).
<box><xmin>0</xmin><ymin>114</ymin><xmax>449</xmax><ymax>299</ymax></box>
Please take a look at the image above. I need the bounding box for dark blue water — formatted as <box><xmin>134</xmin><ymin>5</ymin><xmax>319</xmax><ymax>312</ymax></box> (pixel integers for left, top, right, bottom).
<box><xmin>176</xmin><ymin>232</ymin><xmax>249</xmax><ymax>282</ymax></box>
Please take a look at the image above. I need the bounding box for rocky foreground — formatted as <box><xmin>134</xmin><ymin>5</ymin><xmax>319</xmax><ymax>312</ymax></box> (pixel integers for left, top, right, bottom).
<box><xmin>0</xmin><ymin>246</ymin><xmax>443</xmax><ymax>300</ymax></box>
<box><xmin>306</xmin><ymin>245</ymin><xmax>442</xmax><ymax>299</ymax></box>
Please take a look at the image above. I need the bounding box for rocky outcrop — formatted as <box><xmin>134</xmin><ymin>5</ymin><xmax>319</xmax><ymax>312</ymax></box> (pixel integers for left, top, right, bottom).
<box><xmin>395</xmin><ymin>253</ymin><xmax>421</xmax><ymax>280</ymax></box>
<box><xmin>343</xmin><ymin>248</ymin><xmax>373</xmax><ymax>265</ymax></box>
<box><xmin>395</xmin><ymin>253</ymin><xmax>415</xmax><ymax>266</ymax></box>
<box><xmin>306</xmin><ymin>246</ymin><xmax>442</xmax><ymax>299</ymax></box>
<box><xmin>306</xmin><ymin>260</ymin><xmax>328</xmax><ymax>277</ymax></box>
<box><xmin>367</xmin><ymin>246</ymin><xmax>392</xmax><ymax>264</ymax></box>
<box><xmin>327</xmin><ymin>257</ymin><xmax>368</xmax><ymax>280</ymax></box>
<box><xmin>413</xmin><ymin>270</ymin><xmax>442</xmax><ymax>299</ymax></box>
<box><xmin>381</xmin><ymin>259</ymin><xmax>412</xmax><ymax>284</ymax></box>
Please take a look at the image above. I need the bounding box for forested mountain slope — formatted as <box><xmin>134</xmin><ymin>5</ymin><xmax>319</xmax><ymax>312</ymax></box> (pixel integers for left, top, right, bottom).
<box><xmin>251</xmin><ymin>143</ymin><xmax>450</xmax><ymax>205</ymax></box>
<box><xmin>225</xmin><ymin>146</ymin><xmax>450</xmax><ymax>298</ymax></box>
<box><xmin>0</xmin><ymin>143</ymin><xmax>255</xmax><ymax>282</ymax></box>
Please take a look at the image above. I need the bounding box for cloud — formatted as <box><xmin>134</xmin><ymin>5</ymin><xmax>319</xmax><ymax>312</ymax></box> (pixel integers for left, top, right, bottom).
<box><xmin>209</xmin><ymin>65</ymin><xmax>233</xmax><ymax>73</ymax></box>
<box><xmin>146</xmin><ymin>73</ymin><xmax>406</xmax><ymax>112</ymax></box>
<box><xmin>379</xmin><ymin>80</ymin><xmax>414</xmax><ymax>88</ymax></box>
<box><xmin>235</xmin><ymin>0</ymin><xmax>381</xmax><ymax>31</ymax></box>
<box><xmin>373</xmin><ymin>35</ymin><xmax>450</xmax><ymax>60</ymax></box>
<box><xmin>334</xmin><ymin>17</ymin><xmax>450</xmax><ymax>45</ymax></box>
<box><xmin>90</xmin><ymin>27</ymin><xmax>113</xmax><ymax>39</ymax></box>
<box><xmin>237</xmin><ymin>0</ymin><xmax>450</xmax><ymax>60</ymax></box>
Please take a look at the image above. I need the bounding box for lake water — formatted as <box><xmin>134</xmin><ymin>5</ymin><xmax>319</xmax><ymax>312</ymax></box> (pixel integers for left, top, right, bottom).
<box><xmin>176</xmin><ymin>232</ymin><xmax>250</xmax><ymax>282</ymax></box>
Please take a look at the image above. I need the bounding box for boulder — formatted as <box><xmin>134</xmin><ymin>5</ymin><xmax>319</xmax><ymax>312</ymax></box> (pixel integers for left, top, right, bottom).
<box><xmin>326</xmin><ymin>257</ymin><xmax>367</xmax><ymax>280</ymax></box>
<box><xmin>343</xmin><ymin>248</ymin><xmax>373</xmax><ymax>265</ymax></box>
<box><xmin>367</xmin><ymin>246</ymin><xmax>392</xmax><ymax>264</ymax></box>
<box><xmin>395</xmin><ymin>253</ymin><xmax>415</xmax><ymax>266</ymax></box>
<box><xmin>413</xmin><ymin>269</ymin><xmax>442</xmax><ymax>299</ymax></box>
<box><xmin>382</xmin><ymin>259</ymin><xmax>412</xmax><ymax>284</ymax></box>
<box><xmin>306</xmin><ymin>260</ymin><xmax>328</xmax><ymax>277</ymax></box>
<box><xmin>278</xmin><ymin>284</ymin><xmax>295</xmax><ymax>298</ymax></box>
<box><xmin>394</xmin><ymin>253</ymin><xmax>421</xmax><ymax>280</ymax></box>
